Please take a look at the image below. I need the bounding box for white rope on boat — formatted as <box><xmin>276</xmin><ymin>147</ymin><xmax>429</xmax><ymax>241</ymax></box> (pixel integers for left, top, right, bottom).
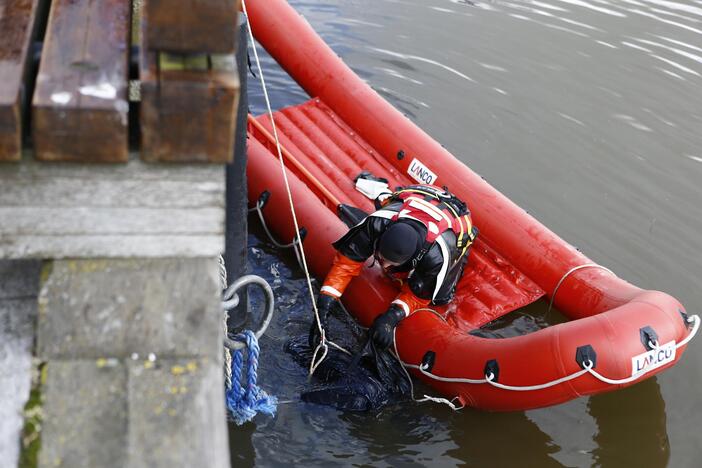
<box><xmin>548</xmin><ymin>263</ymin><xmax>615</xmax><ymax>312</ymax></box>
<box><xmin>675</xmin><ymin>314</ymin><xmax>699</xmax><ymax>349</ymax></box>
<box><xmin>249</xmin><ymin>199</ymin><xmax>302</xmax><ymax>250</ymax></box>
<box><xmin>241</xmin><ymin>0</ymin><xmax>699</xmax><ymax>400</ymax></box>
<box><xmin>241</xmin><ymin>0</ymin><xmax>349</xmax><ymax>375</ymax></box>
<box><xmin>391</xmin><ymin>327</ymin><xmax>465</xmax><ymax>411</ymax></box>
<box><xmin>391</xmin><ymin>310</ymin><xmax>699</xmax><ymax>403</ymax></box>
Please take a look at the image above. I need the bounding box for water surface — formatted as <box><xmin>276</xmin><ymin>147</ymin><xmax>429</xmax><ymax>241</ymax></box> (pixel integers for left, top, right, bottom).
<box><xmin>233</xmin><ymin>1</ymin><xmax>702</xmax><ymax>465</ymax></box>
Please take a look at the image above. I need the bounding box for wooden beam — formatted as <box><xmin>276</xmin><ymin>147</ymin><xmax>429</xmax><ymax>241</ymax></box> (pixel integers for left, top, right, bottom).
<box><xmin>139</xmin><ymin>5</ymin><xmax>239</xmax><ymax>163</ymax></box>
<box><xmin>0</xmin><ymin>156</ymin><xmax>225</xmax><ymax>258</ymax></box>
<box><xmin>0</xmin><ymin>0</ymin><xmax>40</xmax><ymax>161</ymax></box>
<box><xmin>32</xmin><ymin>0</ymin><xmax>130</xmax><ymax>162</ymax></box>
<box><xmin>140</xmin><ymin>55</ymin><xmax>239</xmax><ymax>163</ymax></box>
<box><xmin>145</xmin><ymin>0</ymin><xmax>240</xmax><ymax>54</ymax></box>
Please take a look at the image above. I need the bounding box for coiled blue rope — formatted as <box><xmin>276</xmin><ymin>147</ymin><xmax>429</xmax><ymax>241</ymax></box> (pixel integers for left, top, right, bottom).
<box><xmin>225</xmin><ymin>330</ymin><xmax>278</xmax><ymax>425</ymax></box>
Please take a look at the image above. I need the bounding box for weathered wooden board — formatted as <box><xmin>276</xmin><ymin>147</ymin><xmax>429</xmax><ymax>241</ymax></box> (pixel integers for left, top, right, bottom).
<box><xmin>0</xmin><ymin>0</ymin><xmax>40</xmax><ymax>161</ymax></box>
<box><xmin>139</xmin><ymin>54</ymin><xmax>240</xmax><ymax>162</ymax></box>
<box><xmin>0</xmin><ymin>177</ymin><xmax>223</xmax><ymax>208</ymax></box>
<box><xmin>1</xmin><ymin>207</ymin><xmax>223</xmax><ymax>234</ymax></box>
<box><xmin>145</xmin><ymin>0</ymin><xmax>240</xmax><ymax>53</ymax></box>
<box><xmin>140</xmin><ymin>64</ymin><xmax>239</xmax><ymax>163</ymax></box>
<box><xmin>0</xmin><ymin>155</ymin><xmax>225</xmax><ymax>258</ymax></box>
<box><xmin>32</xmin><ymin>0</ymin><xmax>130</xmax><ymax>162</ymax></box>
<box><xmin>140</xmin><ymin>4</ymin><xmax>239</xmax><ymax>163</ymax></box>
<box><xmin>3</xmin><ymin>235</ymin><xmax>224</xmax><ymax>258</ymax></box>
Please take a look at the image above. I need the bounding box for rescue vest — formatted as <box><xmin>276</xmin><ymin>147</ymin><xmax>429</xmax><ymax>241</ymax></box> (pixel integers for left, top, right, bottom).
<box><xmin>381</xmin><ymin>185</ymin><xmax>478</xmax><ymax>252</ymax></box>
<box><xmin>378</xmin><ymin>184</ymin><xmax>478</xmax><ymax>258</ymax></box>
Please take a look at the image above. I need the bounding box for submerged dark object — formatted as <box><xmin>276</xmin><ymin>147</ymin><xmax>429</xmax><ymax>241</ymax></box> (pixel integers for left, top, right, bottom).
<box><xmin>285</xmin><ymin>334</ymin><xmax>410</xmax><ymax>411</ymax></box>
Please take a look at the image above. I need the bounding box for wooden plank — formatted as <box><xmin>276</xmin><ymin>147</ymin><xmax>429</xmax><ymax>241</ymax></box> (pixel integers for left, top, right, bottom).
<box><xmin>32</xmin><ymin>0</ymin><xmax>130</xmax><ymax>162</ymax></box>
<box><xmin>139</xmin><ymin>60</ymin><xmax>239</xmax><ymax>163</ymax></box>
<box><xmin>0</xmin><ymin>177</ymin><xmax>223</xmax><ymax>208</ymax></box>
<box><xmin>0</xmin><ymin>154</ymin><xmax>224</xmax><ymax>180</ymax></box>
<box><xmin>0</xmin><ymin>0</ymin><xmax>40</xmax><ymax>161</ymax></box>
<box><xmin>139</xmin><ymin>2</ymin><xmax>239</xmax><ymax>163</ymax></box>
<box><xmin>0</xmin><ymin>207</ymin><xmax>223</xmax><ymax>235</ymax></box>
<box><xmin>0</xmin><ymin>155</ymin><xmax>225</xmax><ymax>258</ymax></box>
<box><xmin>145</xmin><ymin>0</ymin><xmax>240</xmax><ymax>54</ymax></box>
<box><xmin>0</xmin><ymin>235</ymin><xmax>224</xmax><ymax>258</ymax></box>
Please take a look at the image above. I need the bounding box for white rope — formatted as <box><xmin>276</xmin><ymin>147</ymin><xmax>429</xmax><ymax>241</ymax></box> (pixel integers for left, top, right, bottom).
<box><xmin>241</xmin><ymin>0</ymin><xmax>699</xmax><ymax>396</ymax></box>
<box><xmin>675</xmin><ymin>314</ymin><xmax>699</xmax><ymax>349</ymax></box>
<box><xmin>242</xmin><ymin>1</ymin><xmax>347</xmax><ymax>375</ymax></box>
<box><xmin>392</xmin><ymin>310</ymin><xmax>698</xmax><ymax>400</ymax></box>
<box><xmin>391</xmin><ymin>323</ymin><xmax>465</xmax><ymax>411</ymax></box>
<box><xmin>219</xmin><ymin>255</ymin><xmax>233</xmax><ymax>390</ymax></box>
<box><xmin>250</xmin><ymin>200</ymin><xmax>301</xmax><ymax>249</ymax></box>
<box><xmin>548</xmin><ymin>263</ymin><xmax>615</xmax><ymax>312</ymax></box>
<box><xmin>485</xmin><ymin>368</ymin><xmax>590</xmax><ymax>391</ymax></box>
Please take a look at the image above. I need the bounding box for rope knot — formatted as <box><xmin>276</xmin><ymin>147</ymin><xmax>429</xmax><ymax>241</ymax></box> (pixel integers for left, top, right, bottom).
<box><xmin>225</xmin><ymin>330</ymin><xmax>278</xmax><ymax>425</ymax></box>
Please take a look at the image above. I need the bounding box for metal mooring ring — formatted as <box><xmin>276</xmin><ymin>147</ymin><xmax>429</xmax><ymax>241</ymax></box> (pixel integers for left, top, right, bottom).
<box><xmin>222</xmin><ymin>275</ymin><xmax>275</xmax><ymax>351</ymax></box>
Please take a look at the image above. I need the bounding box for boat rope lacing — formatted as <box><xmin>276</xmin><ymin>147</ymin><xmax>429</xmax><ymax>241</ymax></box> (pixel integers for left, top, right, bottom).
<box><xmin>248</xmin><ymin>198</ymin><xmax>305</xmax><ymax>271</ymax></box>
<box><xmin>241</xmin><ymin>0</ymin><xmax>697</xmax><ymax>407</ymax></box>
<box><xmin>389</xmin><ymin>309</ymin><xmax>699</xmax><ymax>410</ymax></box>
<box><xmin>219</xmin><ymin>256</ymin><xmax>278</xmax><ymax>424</ymax></box>
<box><xmin>242</xmin><ymin>0</ymin><xmax>349</xmax><ymax>376</ymax></box>
<box><xmin>548</xmin><ymin>263</ymin><xmax>615</xmax><ymax>312</ymax></box>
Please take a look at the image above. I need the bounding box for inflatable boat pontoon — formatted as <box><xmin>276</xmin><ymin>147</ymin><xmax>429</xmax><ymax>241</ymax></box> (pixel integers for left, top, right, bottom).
<box><xmin>244</xmin><ymin>0</ymin><xmax>698</xmax><ymax>411</ymax></box>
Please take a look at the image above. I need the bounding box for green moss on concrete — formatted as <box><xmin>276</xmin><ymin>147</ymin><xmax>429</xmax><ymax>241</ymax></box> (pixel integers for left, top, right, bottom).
<box><xmin>19</xmin><ymin>362</ymin><xmax>45</xmax><ymax>468</ymax></box>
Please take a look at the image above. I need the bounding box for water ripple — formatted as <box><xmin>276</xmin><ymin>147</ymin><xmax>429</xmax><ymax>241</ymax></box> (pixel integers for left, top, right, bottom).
<box><xmin>655</xmin><ymin>35</ymin><xmax>702</xmax><ymax>53</ymax></box>
<box><xmin>628</xmin><ymin>8</ymin><xmax>702</xmax><ymax>35</ymax></box>
<box><xmin>634</xmin><ymin>37</ymin><xmax>702</xmax><ymax>66</ymax></box>
<box><xmin>370</xmin><ymin>47</ymin><xmax>476</xmax><ymax>83</ymax></box>
<box><xmin>554</xmin><ymin>0</ymin><xmax>627</xmax><ymax>17</ymax></box>
<box><xmin>643</xmin><ymin>0</ymin><xmax>702</xmax><ymax>18</ymax></box>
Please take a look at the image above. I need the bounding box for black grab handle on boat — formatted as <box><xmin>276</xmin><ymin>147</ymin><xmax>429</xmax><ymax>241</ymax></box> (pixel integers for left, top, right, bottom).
<box><xmin>421</xmin><ymin>351</ymin><xmax>436</xmax><ymax>373</ymax></box>
<box><xmin>640</xmin><ymin>326</ymin><xmax>659</xmax><ymax>351</ymax></box>
<box><xmin>576</xmin><ymin>345</ymin><xmax>597</xmax><ymax>369</ymax></box>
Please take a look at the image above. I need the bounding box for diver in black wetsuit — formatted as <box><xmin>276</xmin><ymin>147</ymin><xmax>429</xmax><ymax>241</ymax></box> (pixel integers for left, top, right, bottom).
<box><xmin>311</xmin><ymin>184</ymin><xmax>477</xmax><ymax>350</ymax></box>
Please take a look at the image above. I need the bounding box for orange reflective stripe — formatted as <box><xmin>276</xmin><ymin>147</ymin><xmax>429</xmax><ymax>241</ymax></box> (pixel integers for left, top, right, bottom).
<box><xmin>321</xmin><ymin>253</ymin><xmax>364</xmax><ymax>298</ymax></box>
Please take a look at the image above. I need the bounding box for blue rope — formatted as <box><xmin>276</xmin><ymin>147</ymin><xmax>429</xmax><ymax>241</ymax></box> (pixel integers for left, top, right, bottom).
<box><xmin>225</xmin><ymin>330</ymin><xmax>278</xmax><ymax>425</ymax></box>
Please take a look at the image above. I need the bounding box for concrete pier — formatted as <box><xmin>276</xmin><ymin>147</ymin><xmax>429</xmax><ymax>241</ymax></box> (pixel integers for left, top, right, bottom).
<box><xmin>0</xmin><ymin>157</ymin><xmax>234</xmax><ymax>466</ymax></box>
<box><xmin>37</xmin><ymin>259</ymin><xmax>229</xmax><ymax>468</ymax></box>
<box><xmin>0</xmin><ymin>2</ymin><xmax>249</xmax><ymax>466</ymax></box>
<box><xmin>0</xmin><ymin>261</ymin><xmax>41</xmax><ymax>467</ymax></box>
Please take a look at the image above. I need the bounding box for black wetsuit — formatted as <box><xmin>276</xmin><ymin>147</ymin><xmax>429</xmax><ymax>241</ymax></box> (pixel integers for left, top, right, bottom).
<box><xmin>332</xmin><ymin>199</ymin><xmax>469</xmax><ymax>305</ymax></box>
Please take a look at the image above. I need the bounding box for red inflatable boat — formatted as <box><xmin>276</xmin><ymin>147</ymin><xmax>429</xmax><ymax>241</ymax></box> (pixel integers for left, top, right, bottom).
<box><xmin>244</xmin><ymin>0</ymin><xmax>698</xmax><ymax>411</ymax></box>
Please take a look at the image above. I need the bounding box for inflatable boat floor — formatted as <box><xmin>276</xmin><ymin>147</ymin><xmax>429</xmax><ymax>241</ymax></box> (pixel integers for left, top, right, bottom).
<box><xmin>250</xmin><ymin>99</ymin><xmax>546</xmax><ymax>330</ymax></box>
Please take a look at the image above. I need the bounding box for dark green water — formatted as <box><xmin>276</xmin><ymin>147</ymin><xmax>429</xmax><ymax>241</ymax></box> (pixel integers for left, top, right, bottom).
<box><xmin>232</xmin><ymin>1</ymin><xmax>702</xmax><ymax>466</ymax></box>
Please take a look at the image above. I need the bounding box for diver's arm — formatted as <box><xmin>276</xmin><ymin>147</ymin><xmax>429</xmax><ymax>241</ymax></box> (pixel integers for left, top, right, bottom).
<box><xmin>369</xmin><ymin>284</ymin><xmax>431</xmax><ymax>350</ymax></box>
<box><xmin>321</xmin><ymin>215</ymin><xmax>390</xmax><ymax>298</ymax></box>
<box><xmin>320</xmin><ymin>253</ymin><xmax>364</xmax><ymax>299</ymax></box>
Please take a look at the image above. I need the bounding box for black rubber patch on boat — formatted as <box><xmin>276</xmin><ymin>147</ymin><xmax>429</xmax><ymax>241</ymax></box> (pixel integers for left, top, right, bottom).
<box><xmin>297</xmin><ymin>227</ymin><xmax>308</xmax><ymax>243</ymax></box>
<box><xmin>640</xmin><ymin>326</ymin><xmax>659</xmax><ymax>351</ymax></box>
<box><xmin>484</xmin><ymin>359</ymin><xmax>499</xmax><ymax>382</ymax></box>
<box><xmin>421</xmin><ymin>351</ymin><xmax>436</xmax><ymax>373</ymax></box>
<box><xmin>679</xmin><ymin>309</ymin><xmax>691</xmax><ymax>328</ymax></box>
<box><xmin>337</xmin><ymin>204</ymin><xmax>370</xmax><ymax>227</ymax></box>
<box><xmin>576</xmin><ymin>345</ymin><xmax>597</xmax><ymax>369</ymax></box>
<box><xmin>257</xmin><ymin>190</ymin><xmax>271</xmax><ymax>210</ymax></box>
